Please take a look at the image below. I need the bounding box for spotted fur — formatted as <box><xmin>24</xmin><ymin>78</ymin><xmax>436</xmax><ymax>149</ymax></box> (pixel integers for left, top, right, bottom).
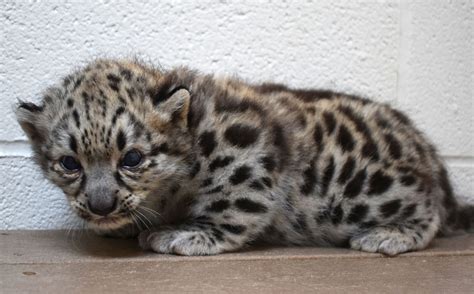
<box><xmin>16</xmin><ymin>59</ymin><xmax>473</xmax><ymax>256</ymax></box>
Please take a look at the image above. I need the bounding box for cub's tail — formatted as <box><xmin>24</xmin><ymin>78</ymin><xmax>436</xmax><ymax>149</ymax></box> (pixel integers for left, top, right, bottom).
<box><xmin>441</xmin><ymin>194</ymin><xmax>474</xmax><ymax>235</ymax></box>
<box><xmin>437</xmin><ymin>165</ymin><xmax>473</xmax><ymax>235</ymax></box>
<box><xmin>447</xmin><ymin>204</ymin><xmax>474</xmax><ymax>233</ymax></box>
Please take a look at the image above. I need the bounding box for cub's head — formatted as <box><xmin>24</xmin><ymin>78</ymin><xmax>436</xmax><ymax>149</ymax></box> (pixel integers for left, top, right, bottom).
<box><xmin>16</xmin><ymin>59</ymin><xmax>195</xmax><ymax>230</ymax></box>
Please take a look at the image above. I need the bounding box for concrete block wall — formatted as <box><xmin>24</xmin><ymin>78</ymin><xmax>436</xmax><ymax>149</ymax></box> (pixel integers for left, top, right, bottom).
<box><xmin>0</xmin><ymin>1</ymin><xmax>472</xmax><ymax>229</ymax></box>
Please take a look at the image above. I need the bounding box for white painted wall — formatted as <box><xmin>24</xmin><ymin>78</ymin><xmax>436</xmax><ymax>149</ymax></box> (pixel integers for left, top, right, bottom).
<box><xmin>0</xmin><ymin>0</ymin><xmax>472</xmax><ymax>229</ymax></box>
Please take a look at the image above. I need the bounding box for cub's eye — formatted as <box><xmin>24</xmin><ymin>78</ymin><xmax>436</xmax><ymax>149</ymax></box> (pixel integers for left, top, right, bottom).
<box><xmin>60</xmin><ymin>156</ymin><xmax>81</xmax><ymax>172</ymax></box>
<box><xmin>121</xmin><ymin>150</ymin><xmax>142</xmax><ymax>168</ymax></box>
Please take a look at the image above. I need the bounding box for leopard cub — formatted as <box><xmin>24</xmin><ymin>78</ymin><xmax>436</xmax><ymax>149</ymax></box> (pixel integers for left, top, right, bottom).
<box><xmin>16</xmin><ymin>59</ymin><xmax>473</xmax><ymax>255</ymax></box>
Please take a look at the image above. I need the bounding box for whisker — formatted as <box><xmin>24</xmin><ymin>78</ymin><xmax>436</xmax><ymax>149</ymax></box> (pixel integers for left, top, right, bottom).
<box><xmin>134</xmin><ymin>210</ymin><xmax>151</xmax><ymax>230</ymax></box>
<box><xmin>139</xmin><ymin>206</ymin><xmax>164</xmax><ymax>220</ymax></box>
<box><xmin>130</xmin><ymin>212</ymin><xmax>143</xmax><ymax>231</ymax></box>
<box><xmin>135</xmin><ymin>208</ymin><xmax>154</xmax><ymax>227</ymax></box>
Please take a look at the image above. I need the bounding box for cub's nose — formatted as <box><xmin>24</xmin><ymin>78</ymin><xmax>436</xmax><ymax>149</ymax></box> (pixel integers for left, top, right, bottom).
<box><xmin>87</xmin><ymin>197</ymin><xmax>117</xmax><ymax>216</ymax></box>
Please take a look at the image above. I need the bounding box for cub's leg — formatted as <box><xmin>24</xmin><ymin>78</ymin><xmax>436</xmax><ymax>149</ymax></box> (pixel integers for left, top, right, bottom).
<box><xmin>139</xmin><ymin>188</ymin><xmax>274</xmax><ymax>255</ymax></box>
<box><xmin>350</xmin><ymin>214</ymin><xmax>440</xmax><ymax>256</ymax></box>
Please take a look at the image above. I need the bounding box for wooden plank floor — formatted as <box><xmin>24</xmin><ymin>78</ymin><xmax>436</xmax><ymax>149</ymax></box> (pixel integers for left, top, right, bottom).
<box><xmin>1</xmin><ymin>231</ymin><xmax>473</xmax><ymax>293</ymax></box>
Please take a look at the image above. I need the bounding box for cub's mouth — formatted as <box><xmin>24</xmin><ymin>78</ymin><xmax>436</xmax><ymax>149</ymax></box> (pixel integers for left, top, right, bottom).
<box><xmin>87</xmin><ymin>212</ymin><xmax>134</xmax><ymax>230</ymax></box>
<box><xmin>73</xmin><ymin>203</ymin><xmax>134</xmax><ymax>230</ymax></box>
<box><xmin>79</xmin><ymin>205</ymin><xmax>159</xmax><ymax>231</ymax></box>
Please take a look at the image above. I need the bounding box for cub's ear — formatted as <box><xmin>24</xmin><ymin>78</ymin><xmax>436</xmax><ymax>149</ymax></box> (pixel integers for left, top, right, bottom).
<box><xmin>15</xmin><ymin>101</ymin><xmax>46</xmax><ymax>144</ymax></box>
<box><xmin>156</xmin><ymin>87</ymin><xmax>191</xmax><ymax>129</ymax></box>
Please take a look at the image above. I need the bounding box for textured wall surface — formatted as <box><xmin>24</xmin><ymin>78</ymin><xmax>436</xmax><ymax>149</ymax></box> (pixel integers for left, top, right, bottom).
<box><xmin>0</xmin><ymin>1</ymin><xmax>472</xmax><ymax>229</ymax></box>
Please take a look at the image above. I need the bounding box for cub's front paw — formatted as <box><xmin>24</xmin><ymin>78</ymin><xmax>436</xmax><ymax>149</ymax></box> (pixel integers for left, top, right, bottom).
<box><xmin>138</xmin><ymin>228</ymin><xmax>221</xmax><ymax>256</ymax></box>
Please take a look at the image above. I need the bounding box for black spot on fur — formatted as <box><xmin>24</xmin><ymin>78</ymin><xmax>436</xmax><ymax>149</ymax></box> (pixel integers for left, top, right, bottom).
<box><xmin>362</xmin><ymin>141</ymin><xmax>379</xmax><ymax>161</ymax></box>
<box><xmin>116</xmin><ymin>130</ymin><xmax>126</xmax><ymax>151</ymax></box>
<box><xmin>72</xmin><ymin>110</ymin><xmax>80</xmax><ymax>128</ymax></box>
<box><xmin>229</xmin><ymin>166</ymin><xmax>252</xmax><ymax>185</ymax></box>
<box><xmin>392</xmin><ymin>109</ymin><xmax>411</xmax><ymax>125</ymax></box>
<box><xmin>254</xmin><ymin>82</ymin><xmax>289</xmax><ymax>93</ymax></box>
<box><xmin>111</xmin><ymin>106</ymin><xmax>125</xmax><ymax>125</ymax></box>
<box><xmin>190</xmin><ymin>161</ymin><xmax>201</xmax><ymax>178</ymax></box>
<box><xmin>380</xmin><ymin>199</ymin><xmax>402</xmax><ymax>218</ymax></box>
<box><xmin>347</xmin><ymin>204</ymin><xmax>369</xmax><ymax>224</ymax></box>
<box><xmin>200</xmin><ymin>177</ymin><xmax>213</xmax><ymax>188</ymax></box>
<box><xmin>126</xmin><ymin>88</ymin><xmax>135</xmax><ymax>101</ymax></box>
<box><xmin>254</xmin><ymin>83</ymin><xmax>335</xmax><ymax>102</ymax></box>
<box><xmin>114</xmin><ymin>172</ymin><xmax>132</xmax><ymax>191</ymax></box>
<box><xmin>211</xmin><ymin>228</ymin><xmax>224</xmax><ymax>242</ymax></box>
<box><xmin>337</xmin><ymin>125</ymin><xmax>355</xmax><ymax>152</ymax></box>
<box><xmin>224</xmin><ymin>124</ymin><xmax>260</xmax><ymax>148</ymax></box>
<box><xmin>120</xmin><ymin>69</ymin><xmax>132</xmax><ymax>81</ymax></box>
<box><xmin>292</xmin><ymin>89</ymin><xmax>334</xmax><ymax>102</ymax></box>
<box><xmin>205</xmin><ymin>185</ymin><xmax>224</xmax><ymax>195</ymax></box>
<box><xmin>424</xmin><ymin>199</ymin><xmax>432</xmax><ymax>208</ymax></box>
<box><xmin>73</xmin><ymin>75</ymin><xmax>84</xmax><ymax>91</ymax></box>
<box><xmin>384</xmin><ymin>134</ymin><xmax>402</xmax><ymax>159</ymax></box>
<box><xmin>343</xmin><ymin>169</ymin><xmax>366</xmax><ymax>198</ymax></box>
<box><xmin>376</xmin><ymin>117</ymin><xmax>391</xmax><ymax>129</ymax></box>
<box><xmin>272</xmin><ymin>123</ymin><xmax>289</xmax><ymax>169</ymax></box>
<box><xmin>150</xmin><ymin>143</ymin><xmax>171</xmax><ymax>156</ymax></box>
<box><xmin>293</xmin><ymin>213</ymin><xmax>308</xmax><ymax>232</ymax></box>
<box><xmin>187</xmin><ymin>98</ymin><xmax>206</xmax><ymax>130</ymax></box>
<box><xmin>339</xmin><ymin>106</ymin><xmax>379</xmax><ymax>161</ymax></box>
<box><xmin>263</xmin><ymin>224</ymin><xmax>278</xmax><ymax>236</ymax></box>
<box><xmin>397</xmin><ymin>166</ymin><xmax>412</xmax><ymax>174</ymax></box>
<box><xmin>220</xmin><ymin>224</ymin><xmax>246</xmax><ymax>234</ymax></box>
<box><xmin>360</xmin><ymin>219</ymin><xmax>378</xmax><ymax>229</ymax></box>
<box><xmin>306</xmin><ymin>107</ymin><xmax>316</xmax><ymax>115</ymax></box>
<box><xmin>117</xmin><ymin>95</ymin><xmax>126</xmax><ymax>104</ymax></box>
<box><xmin>63</xmin><ymin>75</ymin><xmax>73</xmax><ymax>87</ymax></box>
<box><xmin>261</xmin><ymin>177</ymin><xmax>272</xmax><ymax>188</ymax></box>
<box><xmin>215</xmin><ymin>96</ymin><xmax>264</xmax><ymax>115</ymax></box>
<box><xmin>323</xmin><ymin>112</ymin><xmax>336</xmax><ymax>135</ymax></box>
<box><xmin>128</xmin><ymin>113</ymin><xmax>145</xmax><ymax>139</ymax></box>
<box><xmin>207</xmin><ymin>200</ymin><xmax>230</xmax><ymax>213</ymax></box>
<box><xmin>400</xmin><ymin>175</ymin><xmax>416</xmax><ymax>186</ymax></box>
<box><xmin>209</xmin><ymin>156</ymin><xmax>234</xmax><ymax>172</ymax></box>
<box><xmin>67</xmin><ymin>99</ymin><xmax>74</xmax><ymax>108</ymax></box>
<box><xmin>331</xmin><ymin>204</ymin><xmax>344</xmax><ymax>225</ymax></box>
<box><xmin>194</xmin><ymin>215</ymin><xmax>211</xmax><ymax>222</ymax></box>
<box><xmin>234</xmin><ymin>198</ymin><xmax>268</xmax><ymax>213</ymax></box>
<box><xmin>367</xmin><ymin>170</ymin><xmax>393</xmax><ymax>195</ymax></box>
<box><xmin>321</xmin><ymin>157</ymin><xmax>335</xmax><ymax>196</ymax></box>
<box><xmin>402</xmin><ymin>204</ymin><xmax>417</xmax><ymax>219</ymax></box>
<box><xmin>199</xmin><ymin>131</ymin><xmax>217</xmax><ymax>157</ymax></box>
<box><xmin>249</xmin><ymin>180</ymin><xmax>264</xmax><ymax>190</ymax></box>
<box><xmin>260</xmin><ymin>155</ymin><xmax>276</xmax><ymax>172</ymax></box>
<box><xmin>69</xmin><ymin>135</ymin><xmax>78</xmax><ymax>153</ymax></box>
<box><xmin>338</xmin><ymin>157</ymin><xmax>356</xmax><ymax>185</ymax></box>
<box><xmin>300</xmin><ymin>161</ymin><xmax>317</xmax><ymax>195</ymax></box>
<box><xmin>107</xmin><ymin>74</ymin><xmax>121</xmax><ymax>92</ymax></box>
<box><xmin>296</xmin><ymin>113</ymin><xmax>307</xmax><ymax>129</ymax></box>
<box><xmin>313</xmin><ymin>124</ymin><xmax>324</xmax><ymax>151</ymax></box>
